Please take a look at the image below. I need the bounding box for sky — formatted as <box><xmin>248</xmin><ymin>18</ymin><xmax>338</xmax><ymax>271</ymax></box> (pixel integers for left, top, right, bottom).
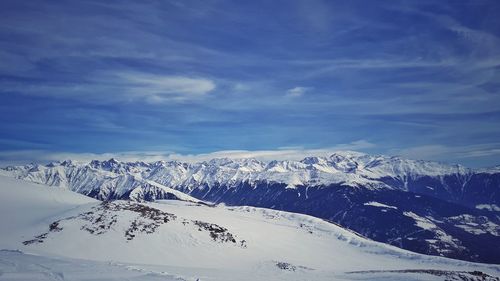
<box><xmin>1</xmin><ymin>0</ymin><xmax>500</xmax><ymax>167</ymax></box>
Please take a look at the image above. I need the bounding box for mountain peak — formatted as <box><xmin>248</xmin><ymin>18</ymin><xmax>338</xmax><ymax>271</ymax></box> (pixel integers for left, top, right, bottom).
<box><xmin>329</xmin><ymin>150</ymin><xmax>367</xmax><ymax>158</ymax></box>
<box><xmin>60</xmin><ymin>160</ymin><xmax>74</xmax><ymax>166</ymax></box>
<box><xmin>301</xmin><ymin>156</ymin><xmax>326</xmax><ymax>165</ymax></box>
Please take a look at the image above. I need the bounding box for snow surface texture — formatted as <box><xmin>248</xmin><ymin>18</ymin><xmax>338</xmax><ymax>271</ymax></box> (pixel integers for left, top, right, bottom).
<box><xmin>1</xmin><ymin>175</ymin><xmax>499</xmax><ymax>281</ymax></box>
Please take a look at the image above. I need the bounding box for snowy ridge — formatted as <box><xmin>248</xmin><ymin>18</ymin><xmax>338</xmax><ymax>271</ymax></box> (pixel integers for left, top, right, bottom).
<box><xmin>0</xmin><ymin>160</ymin><xmax>200</xmax><ymax>203</ymax></box>
<box><xmin>0</xmin><ymin>151</ymin><xmax>481</xmax><ymax>193</ymax></box>
<box><xmin>149</xmin><ymin>151</ymin><xmax>475</xmax><ymax>188</ymax></box>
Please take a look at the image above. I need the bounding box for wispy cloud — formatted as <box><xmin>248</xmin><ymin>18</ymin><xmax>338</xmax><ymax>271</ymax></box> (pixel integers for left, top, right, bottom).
<box><xmin>0</xmin><ymin>140</ymin><xmax>376</xmax><ymax>166</ymax></box>
<box><xmin>1</xmin><ymin>72</ymin><xmax>217</xmax><ymax>104</ymax></box>
<box><xmin>0</xmin><ymin>150</ymin><xmax>173</xmax><ymax>166</ymax></box>
<box><xmin>285</xmin><ymin>86</ymin><xmax>311</xmax><ymax>97</ymax></box>
<box><xmin>391</xmin><ymin>143</ymin><xmax>500</xmax><ymax>164</ymax></box>
<box><xmin>167</xmin><ymin>140</ymin><xmax>376</xmax><ymax>162</ymax></box>
<box><xmin>3</xmin><ymin>140</ymin><xmax>500</xmax><ymax>168</ymax></box>
<box><xmin>116</xmin><ymin>73</ymin><xmax>216</xmax><ymax>103</ymax></box>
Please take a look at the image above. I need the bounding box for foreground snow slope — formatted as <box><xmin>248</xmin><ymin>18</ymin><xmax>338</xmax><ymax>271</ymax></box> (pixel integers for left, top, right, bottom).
<box><xmin>0</xmin><ymin>176</ymin><xmax>96</xmax><ymax>247</ymax></box>
<box><xmin>1</xmin><ymin>175</ymin><xmax>499</xmax><ymax>281</ymax></box>
<box><xmin>0</xmin><ymin>250</ymin><xmax>183</xmax><ymax>281</ymax></box>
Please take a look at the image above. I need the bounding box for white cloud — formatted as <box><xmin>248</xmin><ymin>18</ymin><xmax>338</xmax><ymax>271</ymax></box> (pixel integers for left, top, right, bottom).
<box><xmin>391</xmin><ymin>145</ymin><xmax>452</xmax><ymax>160</ymax></box>
<box><xmin>0</xmin><ymin>140</ymin><xmax>375</xmax><ymax>166</ymax></box>
<box><xmin>117</xmin><ymin>73</ymin><xmax>216</xmax><ymax>102</ymax></box>
<box><xmin>5</xmin><ymin>141</ymin><xmax>497</xmax><ymax>168</ymax></box>
<box><xmin>286</xmin><ymin>86</ymin><xmax>311</xmax><ymax>97</ymax></box>
<box><xmin>2</xmin><ymin>72</ymin><xmax>216</xmax><ymax>104</ymax></box>
<box><xmin>391</xmin><ymin>143</ymin><xmax>500</xmax><ymax>162</ymax></box>
<box><xmin>0</xmin><ymin>150</ymin><xmax>174</xmax><ymax>166</ymax></box>
<box><xmin>169</xmin><ymin>140</ymin><xmax>375</xmax><ymax>162</ymax></box>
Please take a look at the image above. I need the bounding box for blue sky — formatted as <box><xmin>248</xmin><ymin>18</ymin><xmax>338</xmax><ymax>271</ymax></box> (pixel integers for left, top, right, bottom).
<box><xmin>1</xmin><ymin>0</ymin><xmax>500</xmax><ymax>167</ymax></box>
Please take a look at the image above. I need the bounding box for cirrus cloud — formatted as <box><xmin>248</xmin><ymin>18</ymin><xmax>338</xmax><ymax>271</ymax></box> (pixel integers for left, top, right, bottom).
<box><xmin>117</xmin><ymin>73</ymin><xmax>216</xmax><ymax>103</ymax></box>
<box><xmin>1</xmin><ymin>71</ymin><xmax>216</xmax><ymax>104</ymax></box>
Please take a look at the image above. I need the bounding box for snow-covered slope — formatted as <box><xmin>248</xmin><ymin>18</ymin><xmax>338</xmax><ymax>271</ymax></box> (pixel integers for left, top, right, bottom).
<box><xmin>0</xmin><ymin>175</ymin><xmax>96</xmax><ymax>247</ymax></box>
<box><xmin>1</xmin><ymin>175</ymin><xmax>499</xmax><ymax>281</ymax></box>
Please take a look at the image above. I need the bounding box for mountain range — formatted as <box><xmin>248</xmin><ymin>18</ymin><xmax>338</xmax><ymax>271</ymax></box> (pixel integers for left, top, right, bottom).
<box><xmin>2</xmin><ymin>151</ymin><xmax>499</xmax><ymax>264</ymax></box>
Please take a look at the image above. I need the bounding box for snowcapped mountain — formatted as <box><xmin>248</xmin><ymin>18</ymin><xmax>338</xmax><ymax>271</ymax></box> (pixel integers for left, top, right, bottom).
<box><xmin>1</xmin><ymin>159</ymin><xmax>200</xmax><ymax>203</ymax></box>
<box><xmin>1</xmin><ymin>151</ymin><xmax>499</xmax><ymax>264</ymax></box>
<box><xmin>1</xmin><ymin>175</ymin><xmax>499</xmax><ymax>281</ymax></box>
<box><xmin>142</xmin><ymin>151</ymin><xmax>473</xmax><ymax>191</ymax></box>
<box><xmin>1</xmin><ymin>151</ymin><xmax>481</xmax><ymax>196</ymax></box>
